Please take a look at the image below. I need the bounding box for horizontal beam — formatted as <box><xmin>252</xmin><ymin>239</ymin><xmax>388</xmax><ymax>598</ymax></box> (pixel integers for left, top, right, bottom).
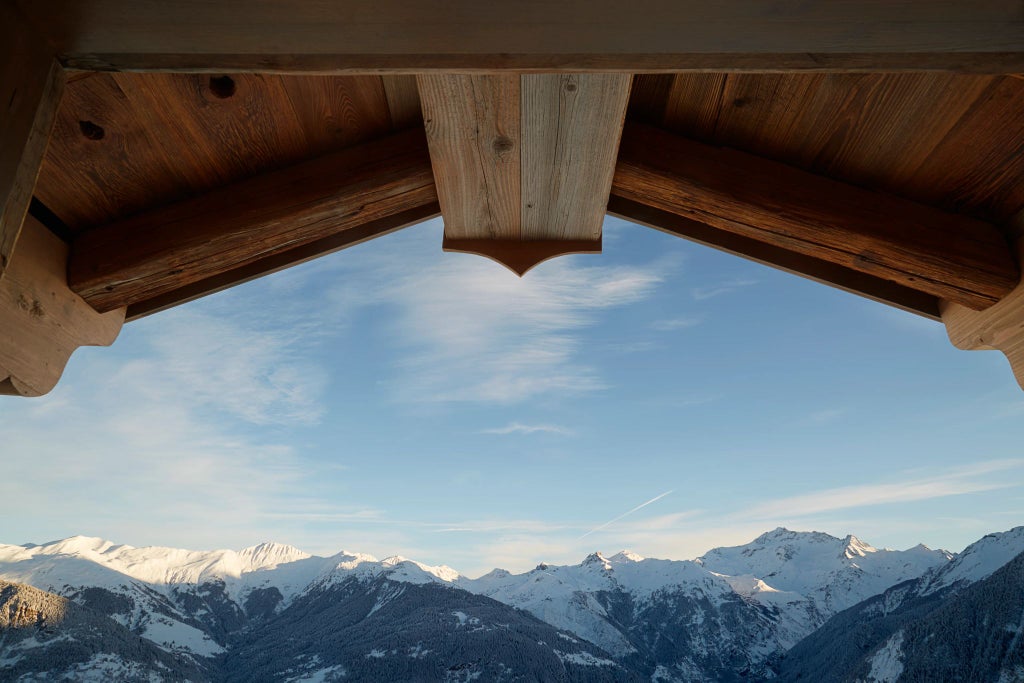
<box><xmin>612</xmin><ymin>123</ymin><xmax>1019</xmax><ymax>311</ymax></box>
<box><xmin>608</xmin><ymin>196</ymin><xmax>940</xmax><ymax>319</ymax></box>
<box><xmin>69</xmin><ymin>128</ymin><xmax>438</xmax><ymax>313</ymax></box>
<box><xmin>16</xmin><ymin>0</ymin><xmax>1024</xmax><ymax>73</ymax></box>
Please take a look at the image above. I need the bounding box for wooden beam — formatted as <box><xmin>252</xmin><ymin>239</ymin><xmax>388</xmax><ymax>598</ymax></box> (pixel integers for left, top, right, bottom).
<box><xmin>68</xmin><ymin>128</ymin><xmax>438</xmax><ymax>313</ymax></box>
<box><xmin>15</xmin><ymin>0</ymin><xmax>1024</xmax><ymax>73</ymax></box>
<box><xmin>0</xmin><ymin>2</ymin><xmax>64</xmax><ymax>280</ymax></box>
<box><xmin>124</xmin><ymin>202</ymin><xmax>440</xmax><ymax>321</ymax></box>
<box><xmin>521</xmin><ymin>74</ymin><xmax>631</xmax><ymax>241</ymax></box>
<box><xmin>612</xmin><ymin>123</ymin><xmax>1019</xmax><ymax>311</ymax></box>
<box><xmin>608</xmin><ymin>196</ymin><xmax>941</xmax><ymax>319</ymax></box>
<box><xmin>418</xmin><ymin>74</ymin><xmax>521</xmax><ymax>240</ymax></box>
<box><xmin>419</xmin><ymin>73</ymin><xmax>628</xmax><ymax>273</ymax></box>
<box><xmin>1</xmin><ymin>215</ymin><xmax>124</xmax><ymax>397</ymax></box>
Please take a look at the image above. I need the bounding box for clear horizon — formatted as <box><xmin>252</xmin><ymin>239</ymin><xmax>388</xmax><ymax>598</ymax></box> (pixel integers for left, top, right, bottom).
<box><xmin>3</xmin><ymin>216</ymin><xmax>1023</xmax><ymax>578</ymax></box>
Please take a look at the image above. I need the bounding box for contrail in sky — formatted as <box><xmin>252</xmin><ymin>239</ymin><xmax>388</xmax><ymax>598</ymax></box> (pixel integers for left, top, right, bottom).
<box><xmin>579</xmin><ymin>490</ymin><xmax>674</xmax><ymax>539</ymax></box>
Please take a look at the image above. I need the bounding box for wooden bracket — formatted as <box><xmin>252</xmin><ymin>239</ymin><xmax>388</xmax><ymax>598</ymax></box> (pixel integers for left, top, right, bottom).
<box><xmin>1</xmin><ymin>216</ymin><xmax>124</xmax><ymax>397</ymax></box>
<box><xmin>942</xmin><ymin>229</ymin><xmax>1024</xmax><ymax>390</ymax></box>
<box><xmin>443</xmin><ymin>238</ymin><xmax>602</xmax><ymax>276</ymax></box>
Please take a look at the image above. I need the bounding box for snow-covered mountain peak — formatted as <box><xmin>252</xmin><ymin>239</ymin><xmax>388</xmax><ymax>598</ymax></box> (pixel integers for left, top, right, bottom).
<box><xmin>841</xmin><ymin>534</ymin><xmax>876</xmax><ymax>559</ymax></box>
<box><xmin>609</xmin><ymin>550</ymin><xmax>645</xmax><ymax>563</ymax></box>
<box><xmin>237</xmin><ymin>542</ymin><xmax>311</xmax><ymax>570</ymax></box>
<box><xmin>921</xmin><ymin>525</ymin><xmax>1024</xmax><ymax>595</ymax></box>
<box><xmin>581</xmin><ymin>552</ymin><xmax>612</xmax><ymax>570</ymax></box>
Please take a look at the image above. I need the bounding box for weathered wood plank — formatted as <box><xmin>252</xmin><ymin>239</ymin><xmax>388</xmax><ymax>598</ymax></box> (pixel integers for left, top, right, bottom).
<box><xmin>608</xmin><ymin>196</ymin><xmax>941</xmax><ymax>319</ymax></box>
<box><xmin>16</xmin><ymin>0</ymin><xmax>1024</xmax><ymax>73</ymax></box>
<box><xmin>1</xmin><ymin>215</ymin><xmax>124</xmax><ymax>397</ymax></box>
<box><xmin>418</xmin><ymin>74</ymin><xmax>520</xmax><ymax>240</ymax></box>
<box><xmin>68</xmin><ymin>128</ymin><xmax>438</xmax><ymax>312</ymax></box>
<box><xmin>36</xmin><ymin>73</ymin><xmax>395</xmax><ymax>232</ymax></box>
<box><xmin>612</xmin><ymin>123</ymin><xmax>1019</xmax><ymax>310</ymax></box>
<box><xmin>521</xmin><ymin>74</ymin><xmax>630</xmax><ymax>241</ymax></box>
<box><xmin>0</xmin><ymin>2</ymin><xmax>64</xmax><ymax>279</ymax></box>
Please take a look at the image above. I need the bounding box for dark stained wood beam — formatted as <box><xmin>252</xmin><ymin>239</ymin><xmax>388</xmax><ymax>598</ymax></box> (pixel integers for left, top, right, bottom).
<box><xmin>125</xmin><ymin>202</ymin><xmax>439</xmax><ymax>321</ymax></box>
<box><xmin>16</xmin><ymin>0</ymin><xmax>1024</xmax><ymax>74</ymax></box>
<box><xmin>612</xmin><ymin>123</ymin><xmax>1019</xmax><ymax>312</ymax></box>
<box><xmin>69</xmin><ymin>128</ymin><xmax>438</xmax><ymax>313</ymax></box>
<box><xmin>608</xmin><ymin>196</ymin><xmax>940</xmax><ymax>319</ymax></box>
<box><xmin>0</xmin><ymin>2</ymin><xmax>64</xmax><ymax>280</ymax></box>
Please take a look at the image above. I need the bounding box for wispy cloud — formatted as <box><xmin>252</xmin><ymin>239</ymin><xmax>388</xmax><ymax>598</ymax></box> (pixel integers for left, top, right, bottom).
<box><xmin>739</xmin><ymin>459</ymin><xmax>1024</xmax><ymax>521</ymax></box>
<box><xmin>580</xmin><ymin>490</ymin><xmax>674</xmax><ymax>539</ymax></box>
<box><xmin>480</xmin><ymin>422</ymin><xmax>574</xmax><ymax>436</ymax></box>
<box><xmin>316</xmin><ymin>222</ymin><xmax>664</xmax><ymax>404</ymax></box>
<box><xmin>651</xmin><ymin>317</ymin><xmax>701</xmax><ymax>332</ymax></box>
<box><xmin>691</xmin><ymin>279</ymin><xmax>757</xmax><ymax>301</ymax></box>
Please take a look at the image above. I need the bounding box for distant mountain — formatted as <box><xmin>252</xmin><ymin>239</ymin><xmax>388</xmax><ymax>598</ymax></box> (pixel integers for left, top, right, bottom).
<box><xmin>778</xmin><ymin>526</ymin><xmax>1024</xmax><ymax>683</ymax></box>
<box><xmin>0</xmin><ymin>580</ymin><xmax>208</xmax><ymax>681</ymax></box>
<box><xmin>3</xmin><ymin>527</ymin><xmax>1016</xmax><ymax>682</ymax></box>
<box><xmin>464</xmin><ymin>529</ymin><xmax>950</xmax><ymax>680</ymax></box>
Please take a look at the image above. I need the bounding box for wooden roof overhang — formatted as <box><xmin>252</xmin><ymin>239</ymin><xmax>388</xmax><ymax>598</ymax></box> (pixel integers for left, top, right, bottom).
<box><xmin>3</xmin><ymin>0</ymin><xmax>1024</xmax><ymax>396</ymax></box>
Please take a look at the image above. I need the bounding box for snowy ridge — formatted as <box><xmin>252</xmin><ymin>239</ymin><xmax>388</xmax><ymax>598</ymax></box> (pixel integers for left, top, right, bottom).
<box><xmin>697</xmin><ymin>527</ymin><xmax>951</xmax><ymax>614</ymax></box>
<box><xmin>919</xmin><ymin>525</ymin><xmax>1024</xmax><ymax>595</ymax></box>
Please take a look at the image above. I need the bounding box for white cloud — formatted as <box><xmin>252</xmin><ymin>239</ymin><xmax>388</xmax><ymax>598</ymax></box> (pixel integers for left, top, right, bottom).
<box><xmin>691</xmin><ymin>279</ymin><xmax>757</xmax><ymax>301</ymax></box>
<box><xmin>480</xmin><ymin>422</ymin><xmax>574</xmax><ymax>436</ymax></box>
<box><xmin>738</xmin><ymin>459</ymin><xmax>1024</xmax><ymax>521</ymax></box>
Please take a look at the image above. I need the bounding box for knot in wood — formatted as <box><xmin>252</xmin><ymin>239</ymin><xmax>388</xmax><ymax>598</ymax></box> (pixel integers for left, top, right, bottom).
<box><xmin>492</xmin><ymin>135</ymin><xmax>514</xmax><ymax>155</ymax></box>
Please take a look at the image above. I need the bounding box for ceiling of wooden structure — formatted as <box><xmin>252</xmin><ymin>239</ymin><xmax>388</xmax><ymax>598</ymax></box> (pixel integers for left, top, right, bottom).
<box><xmin>29</xmin><ymin>71</ymin><xmax>1024</xmax><ymax>322</ymax></box>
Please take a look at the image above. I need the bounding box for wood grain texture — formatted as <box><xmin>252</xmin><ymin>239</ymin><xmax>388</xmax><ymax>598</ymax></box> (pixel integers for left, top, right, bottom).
<box><xmin>382</xmin><ymin>75</ymin><xmax>422</xmax><ymax>129</ymax></box>
<box><xmin>126</xmin><ymin>202</ymin><xmax>440</xmax><ymax>321</ymax></box>
<box><xmin>0</xmin><ymin>215</ymin><xmax>124</xmax><ymax>397</ymax></box>
<box><xmin>68</xmin><ymin>128</ymin><xmax>438</xmax><ymax>312</ymax></box>
<box><xmin>15</xmin><ymin>0</ymin><xmax>1024</xmax><ymax>72</ymax></box>
<box><xmin>0</xmin><ymin>2</ymin><xmax>64</xmax><ymax>280</ymax></box>
<box><xmin>612</xmin><ymin>123</ymin><xmax>1019</xmax><ymax>310</ymax></box>
<box><xmin>35</xmin><ymin>73</ymin><xmax>395</xmax><ymax>232</ymax></box>
<box><xmin>521</xmin><ymin>74</ymin><xmax>631</xmax><ymax>240</ymax></box>
<box><xmin>418</xmin><ymin>74</ymin><xmax>521</xmax><ymax>240</ymax></box>
<box><xmin>942</xmin><ymin>229</ymin><xmax>1024</xmax><ymax>389</ymax></box>
<box><xmin>636</xmin><ymin>73</ymin><xmax>1024</xmax><ymax>225</ymax></box>
<box><xmin>608</xmin><ymin>196</ymin><xmax>940</xmax><ymax>319</ymax></box>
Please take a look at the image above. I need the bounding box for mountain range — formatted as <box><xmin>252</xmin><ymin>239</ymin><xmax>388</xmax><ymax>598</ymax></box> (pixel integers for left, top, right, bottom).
<box><xmin>1</xmin><ymin>526</ymin><xmax>1022</xmax><ymax>681</ymax></box>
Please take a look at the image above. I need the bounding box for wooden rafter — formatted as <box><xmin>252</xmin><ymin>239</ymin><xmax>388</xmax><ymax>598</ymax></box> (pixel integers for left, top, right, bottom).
<box><xmin>68</xmin><ymin>128</ymin><xmax>438</xmax><ymax>313</ymax></box>
<box><xmin>612</xmin><ymin>123</ymin><xmax>1019</xmax><ymax>311</ymax></box>
<box><xmin>0</xmin><ymin>2</ymin><xmax>64</xmax><ymax>281</ymax></box>
<box><xmin>15</xmin><ymin>0</ymin><xmax>1024</xmax><ymax>73</ymax></box>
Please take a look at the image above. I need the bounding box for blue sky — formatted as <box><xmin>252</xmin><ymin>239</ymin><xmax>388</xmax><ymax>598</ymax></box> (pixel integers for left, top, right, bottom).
<box><xmin>2</xmin><ymin>216</ymin><xmax>1023</xmax><ymax>577</ymax></box>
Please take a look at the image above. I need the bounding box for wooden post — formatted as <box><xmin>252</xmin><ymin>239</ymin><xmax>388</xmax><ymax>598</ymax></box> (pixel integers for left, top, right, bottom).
<box><xmin>1</xmin><ymin>216</ymin><xmax>125</xmax><ymax>397</ymax></box>
<box><xmin>0</xmin><ymin>1</ymin><xmax>65</xmax><ymax>280</ymax></box>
